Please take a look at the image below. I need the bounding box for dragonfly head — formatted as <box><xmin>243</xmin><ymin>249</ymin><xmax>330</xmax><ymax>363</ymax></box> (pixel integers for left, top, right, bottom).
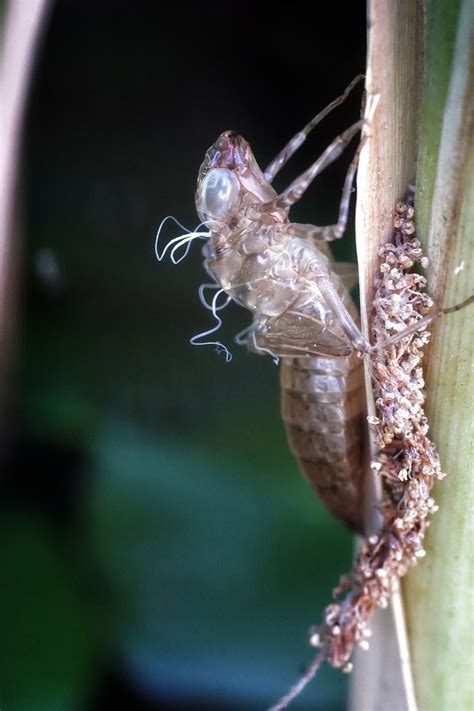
<box><xmin>196</xmin><ymin>131</ymin><xmax>276</xmax><ymax>222</ymax></box>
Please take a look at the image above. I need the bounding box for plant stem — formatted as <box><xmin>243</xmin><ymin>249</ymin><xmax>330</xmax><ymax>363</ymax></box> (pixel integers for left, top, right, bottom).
<box><xmin>403</xmin><ymin>2</ymin><xmax>474</xmax><ymax>709</ymax></box>
<box><xmin>352</xmin><ymin>1</ymin><xmax>423</xmax><ymax>708</ymax></box>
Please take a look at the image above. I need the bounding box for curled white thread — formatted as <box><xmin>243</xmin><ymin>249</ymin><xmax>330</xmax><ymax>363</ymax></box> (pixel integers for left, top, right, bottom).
<box><xmin>155</xmin><ymin>215</ymin><xmax>210</xmax><ymax>264</ymax></box>
<box><xmin>252</xmin><ymin>330</ymin><xmax>280</xmax><ymax>365</ymax></box>
<box><xmin>198</xmin><ymin>282</ymin><xmax>231</xmax><ymax>313</ymax></box>
<box><xmin>156</xmin><ymin>216</ymin><xmax>233</xmax><ymax>361</ymax></box>
<box><xmin>155</xmin><ymin>218</ymin><xmax>280</xmax><ymax>364</ymax></box>
<box><xmin>190</xmin><ymin>286</ymin><xmax>233</xmax><ymax>362</ymax></box>
<box><xmin>234</xmin><ymin>323</ymin><xmax>254</xmax><ymax>346</ymax></box>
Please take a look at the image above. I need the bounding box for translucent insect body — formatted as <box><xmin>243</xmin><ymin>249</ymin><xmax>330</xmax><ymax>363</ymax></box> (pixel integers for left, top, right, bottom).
<box><xmin>193</xmin><ymin>76</ymin><xmax>368</xmax><ymax>531</ymax></box>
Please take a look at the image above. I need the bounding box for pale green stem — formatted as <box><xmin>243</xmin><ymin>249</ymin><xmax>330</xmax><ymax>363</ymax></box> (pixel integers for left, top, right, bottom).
<box><xmin>403</xmin><ymin>2</ymin><xmax>474</xmax><ymax>710</ymax></box>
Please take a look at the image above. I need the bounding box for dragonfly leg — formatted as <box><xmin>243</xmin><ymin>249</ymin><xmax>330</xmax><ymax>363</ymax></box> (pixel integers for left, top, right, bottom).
<box><xmin>262</xmin><ymin>120</ymin><xmax>364</xmax><ymax>216</ymax></box>
<box><xmin>321</xmin><ymin>278</ymin><xmax>474</xmax><ymax>355</ymax></box>
<box><xmin>263</xmin><ymin>75</ymin><xmax>364</xmax><ymax>183</ymax></box>
<box><xmin>317</xmin><ymin>277</ymin><xmax>370</xmax><ymax>352</ymax></box>
<box><xmin>282</xmin><ymin>128</ymin><xmax>367</xmax><ymax>240</ymax></box>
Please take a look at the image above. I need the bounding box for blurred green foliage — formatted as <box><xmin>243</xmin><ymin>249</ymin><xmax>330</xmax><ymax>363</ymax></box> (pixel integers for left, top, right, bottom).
<box><xmin>0</xmin><ymin>516</ymin><xmax>98</xmax><ymax>710</ymax></box>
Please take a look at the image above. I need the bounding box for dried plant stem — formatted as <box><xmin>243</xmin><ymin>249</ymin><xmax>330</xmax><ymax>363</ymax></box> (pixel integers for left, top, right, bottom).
<box><xmin>266</xmin><ymin>651</ymin><xmax>324</xmax><ymax>711</ymax></box>
<box><xmin>352</xmin><ymin>1</ymin><xmax>423</xmax><ymax>709</ymax></box>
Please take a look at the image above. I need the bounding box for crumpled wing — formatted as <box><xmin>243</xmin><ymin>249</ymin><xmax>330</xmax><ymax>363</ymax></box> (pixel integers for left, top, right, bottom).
<box><xmin>252</xmin><ymin>309</ymin><xmax>352</xmax><ymax>358</ymax></box>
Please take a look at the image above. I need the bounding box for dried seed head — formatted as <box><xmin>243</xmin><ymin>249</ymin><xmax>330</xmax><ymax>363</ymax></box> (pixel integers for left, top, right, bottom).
<box><xmin>307</xmin><ymin>193</ymin><xmax>446</xmax><ymax>674</ymax></box>
<box><xmin>367</xmin><ymin>415</ymin><xmax>380</xmax><ymax>425</ymax></box>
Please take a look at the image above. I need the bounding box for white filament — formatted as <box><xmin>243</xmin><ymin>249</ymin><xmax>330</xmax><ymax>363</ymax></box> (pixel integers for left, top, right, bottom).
<box><xmin>234</xmin><ymin>323</ymin><xmax>254</xmax><ymax>346</ymax></box>
<box><xmin>198</xmin><ymin>282</ymin><xmax>231</xmax><ymax>313</ymax></box>
<box><xmin>190</xmin><ymin>286</ymin><xmax>233</xmax><ymax>362</ymax></box>
<box><xmin>251</xmin><ymin>330</ymin><xmax>279</xmax><ymax>365</ymax></box>
<box><xmin>155</xmin><ymin>215</ymin><xmax>210</xmax><ymax>264</ymax></box>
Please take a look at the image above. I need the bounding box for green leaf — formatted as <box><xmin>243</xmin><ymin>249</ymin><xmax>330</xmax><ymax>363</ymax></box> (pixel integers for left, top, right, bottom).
<box><xmin>404</xmin><ymin>2</ymin><xmax>474</xmax><ymax>709</ymax></box>
<box><xmin>0</xmin><ymin>517</ymin><xmax>99</xmax><ymax>711</ymax></box>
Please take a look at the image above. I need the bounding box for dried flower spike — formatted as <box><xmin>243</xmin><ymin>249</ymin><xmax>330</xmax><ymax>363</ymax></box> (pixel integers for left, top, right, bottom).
<box><xmin>305</xmin><ymin>191</ymin><xmax>444</xmax><ymax>673</ymax></box>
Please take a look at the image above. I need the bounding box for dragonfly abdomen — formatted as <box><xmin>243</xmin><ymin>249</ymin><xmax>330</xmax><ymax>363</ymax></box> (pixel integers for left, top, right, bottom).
<box><xmin>280</xmin><ymin>351</ymin><xmax>366</xmax><ymax>531</ymax></box>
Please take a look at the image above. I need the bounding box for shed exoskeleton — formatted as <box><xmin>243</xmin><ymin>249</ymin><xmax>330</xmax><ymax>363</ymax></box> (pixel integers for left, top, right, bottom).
<box><xmin>195</xmin><ymin>77</ymin><xmax>368</xmax><ymax>530</ymax></box>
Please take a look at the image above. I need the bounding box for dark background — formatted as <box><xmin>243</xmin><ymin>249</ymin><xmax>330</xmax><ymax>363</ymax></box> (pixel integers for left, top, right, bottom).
<box><xmin>2</xmin><ymin>1</ymin><xmax>367</xmax><ymax>709</ymax></box>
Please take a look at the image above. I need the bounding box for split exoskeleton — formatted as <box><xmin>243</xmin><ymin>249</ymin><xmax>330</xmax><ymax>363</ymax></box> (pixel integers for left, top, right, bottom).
<box><xmin>195</xmin><ymin>76</ymin><xmax>370</xmax><ymax>530</ymax></box>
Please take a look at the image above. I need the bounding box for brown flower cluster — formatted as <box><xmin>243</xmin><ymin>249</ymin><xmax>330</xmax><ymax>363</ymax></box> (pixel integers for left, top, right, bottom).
<box><xmin>309</xmin><ymin>193</ymin><xmax>443</xmax><ymax>671</ymax></box>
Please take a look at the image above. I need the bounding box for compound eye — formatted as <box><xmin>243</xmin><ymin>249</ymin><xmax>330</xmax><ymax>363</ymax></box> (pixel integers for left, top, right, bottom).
<box><xmin>199</xmin><ymin>168</ymin><xmax>239</xmax><ymax>217</ymax></box>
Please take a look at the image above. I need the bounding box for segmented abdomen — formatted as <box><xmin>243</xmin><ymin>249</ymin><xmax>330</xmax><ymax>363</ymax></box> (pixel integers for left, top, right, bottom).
<box><xmin>280</xmin><ymin>350</ymin><xmax>366</xmax><ymax>531</ymax></box>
